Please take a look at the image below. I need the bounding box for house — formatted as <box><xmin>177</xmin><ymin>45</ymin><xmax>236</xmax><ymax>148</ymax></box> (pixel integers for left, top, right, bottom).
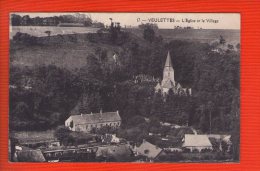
<box><xmin>182</xmin><ymin>134</ymin><xmax>213</xmax><ymax>152</ymax></box>
<box><xmin>96</xmin><ymin>144</ymin><xmax>133</xmax><ymax>162</ymax></box>
<box><xmin>65</xmin><ymin>111</ymin><xmax>121</xmax><ymax>133</ymax></box>
<box><xmin>16</xmin><ymin>149</ymin><xmax>46</xmax><ymax>162</ymax></box>
<box><xmin>135</xmin><ymin>140</ymin><xmax>165</xmax><ymax>161</ymax></box>
<box><xmin>155</xmin><ymin>51</ymin><xmax>191</xmax><ymax>96</ymax></box>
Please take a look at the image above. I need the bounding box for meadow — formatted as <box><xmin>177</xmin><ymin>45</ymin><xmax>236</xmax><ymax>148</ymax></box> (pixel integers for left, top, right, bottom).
<box><xmin>127</xmin><ymin>28</ymin><xmax>240</xmax><ymax>45</ymax></box>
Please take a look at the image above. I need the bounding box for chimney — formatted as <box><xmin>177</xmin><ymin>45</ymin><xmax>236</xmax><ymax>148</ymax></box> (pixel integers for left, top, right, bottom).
<box><xmin>116</xmin><ymin>110</ymin><xmax>119</xmax><ymax>115</ymax></box>
<box><xmin>91</xmin><ymin>112</ymin><xmax>93</xmax><ymax>115</ymax></box>
<box><xmin>100</xmin><ymin>109</ymin><xmax>102</xmax><ymax>114</ymax></box>
<box><xmin>81</xmin><ymin>113</ymin><xmax>83</xmax><ymax>117</ymax></box>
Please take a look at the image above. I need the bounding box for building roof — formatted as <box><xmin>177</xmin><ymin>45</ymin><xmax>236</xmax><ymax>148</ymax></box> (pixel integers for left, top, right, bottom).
<box><xmin>96</xmin><ymin>144</ymin><xmax>132</xmax><ymax>162</ymax></box>
<box><xmin>183</xmin><ymin>134</ymin><xmax>212</xmax><ymax>147</ymax></box>
<box><xmin>136</xmin><ymin>140</ymin><xmax>162</xmax><ymax>159</ymax></box>
<box><xmin>68</xmin><ymin>111</ymin><xmax>121</xmax><ymax>125</ymax></box>
<box><xmin>164</xmin><ymin>51</ymin><xmax>173</xmax><ymax>68</ymax></box>
<box><xmin>16</xmin><ymin>149</ymin><xmax>46</xmax><ymax>162</ymax></box>
<box><xmin>162</xmin><ymin>79</ymin><xmax>174</xmax><ymax>89</ymax></box>
<box><xmin>155</xmin><ymin>82</ymin><xmax>161</xmax><ymax>90</ymax></box>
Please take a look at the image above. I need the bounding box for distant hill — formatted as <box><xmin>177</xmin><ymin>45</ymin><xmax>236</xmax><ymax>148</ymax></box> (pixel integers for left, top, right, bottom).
<box><xmin>126</xmin><ymin>28</ymin><xmax>240</xmax><ymax>45</ymax></box>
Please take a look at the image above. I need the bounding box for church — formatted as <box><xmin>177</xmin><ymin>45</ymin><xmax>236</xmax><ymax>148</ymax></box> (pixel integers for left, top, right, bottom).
<box><xmin>155</xmin><ymin>51</ymin><xmax>191</xmax><ymax>96</ymax></box>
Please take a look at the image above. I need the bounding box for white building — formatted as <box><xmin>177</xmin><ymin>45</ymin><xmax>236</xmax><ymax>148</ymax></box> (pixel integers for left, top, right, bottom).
<box><xmin>182</xmin><ymin>134</ymin><xmax>213</xmax><ymax>152</ymax></box>
<box><xmin>65</xmin><ymin>111</ymin><xmax>121</xmax><ymax>133</ymax></box>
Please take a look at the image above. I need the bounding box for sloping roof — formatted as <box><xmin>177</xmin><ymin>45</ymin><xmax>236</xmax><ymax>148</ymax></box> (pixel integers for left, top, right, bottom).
<box><xmin>164</xmin><ymin>51</ymin><xmax>173</xmax><ymax>68</ymax></box>
<box><xmin>183</xmin><ymin>134</ymin><xmax>212</xmax><ymax>147</ymax></box>
<box><xmin>17</xmin><ymin>149</ymin><xmax>46</xmax><ymax>162</ymax></box>
<box><xmin>96</xmin><ymin>144</ymin><xmax>132</xmax><ymax>162</ymax></box>
<box><xmin>136</xmin><ymin>140</ymin><xmax>162</xmax><ymax>159</ymax></box>
<box><xmin>69</xmin><ymin>111</ymin><xmax>121</xmax><ymax>125</ymax></box>
<box><xmin>155</xmin><ymin>83</ymin><xmax>161</xmax><ymax>90</ymax></box>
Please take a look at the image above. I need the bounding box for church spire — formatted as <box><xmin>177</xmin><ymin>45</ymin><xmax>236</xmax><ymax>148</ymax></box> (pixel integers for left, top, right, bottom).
<box><xmin>165</xmin><ymin>51</ymin><xmax>172</xmax><ymax>68</ymax></box>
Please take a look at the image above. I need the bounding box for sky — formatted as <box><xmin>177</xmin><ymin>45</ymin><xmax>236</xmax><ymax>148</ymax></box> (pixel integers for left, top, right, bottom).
<box><xmin>14</xmin><ymin>13</ymin><xmax>240</xmax><ymax>29</ymax></box>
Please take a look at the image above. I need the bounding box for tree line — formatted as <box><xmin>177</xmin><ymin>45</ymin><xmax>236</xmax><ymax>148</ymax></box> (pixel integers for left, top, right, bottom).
<box><xmin>10</xmin><ymin>13</ymin><xmax>104</xmax><ymax>27</ymax></box>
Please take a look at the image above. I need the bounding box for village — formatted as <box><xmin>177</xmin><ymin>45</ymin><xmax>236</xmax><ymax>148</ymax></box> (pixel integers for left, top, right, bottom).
<box><xmin>9</xmin><ymin>52</ymin><xmax>233</xmax><ymax>162</ymax></box>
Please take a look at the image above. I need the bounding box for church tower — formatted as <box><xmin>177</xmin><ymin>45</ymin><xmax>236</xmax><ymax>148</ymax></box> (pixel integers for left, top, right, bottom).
<box><xmin>155</xmin><ymin>51</ymin><xmax>191</xmax><ymax>96</ymax></box>
<box><xmin>161</xmin><ymin>51</ymin><xmax>175</xmax><ymax>88</ymax></box>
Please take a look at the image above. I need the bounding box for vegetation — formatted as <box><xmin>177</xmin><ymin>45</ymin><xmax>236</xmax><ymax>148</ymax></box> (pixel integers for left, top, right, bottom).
<box><xmin>10</xmin><ymin>13</ymin><xmax>104</xmax><ymax>27</ymax></box>
<box><xmin>10</xmin><ymin>25</ymin><xmax>240</xmax><ymax>160</ymax></box>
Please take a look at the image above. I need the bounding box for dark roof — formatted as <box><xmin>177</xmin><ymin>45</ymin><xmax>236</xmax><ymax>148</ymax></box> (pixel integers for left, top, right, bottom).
<box><xmin>69</xmin><ymin>111</ymin><xmax>121</xmax><ymax>125</ymax></box>
<box><xmin>96</xmin><ymin>144</ymin><xmax>132</xmax><ymax>162</ymax></box>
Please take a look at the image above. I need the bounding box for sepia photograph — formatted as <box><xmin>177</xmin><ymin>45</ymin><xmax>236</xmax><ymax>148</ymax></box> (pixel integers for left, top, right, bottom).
<box><xmin>9</xmin><ymin>12</ymin><xmax>240</xmax><ymax>163</ymax></box>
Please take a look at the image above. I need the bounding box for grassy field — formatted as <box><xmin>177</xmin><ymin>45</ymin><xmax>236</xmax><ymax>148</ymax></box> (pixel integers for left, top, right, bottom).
<box><xmin>11</xmin><ymin>130</ymin><xmax>55</xmax><ymax>141</ymax></box>
<box><xmin>126</xmin><ymin>28</ymin><xmax>240</xmax><ymax>45</ymax></box>
<box><xmin>10</xmin><ymin>26</ymin><xmax>99</xmax><ymax>39</ymax></box>
<box><xmin>10</xmin><ymin>38</ymin><xmax>123</xmax><ymax>70</ymax></box>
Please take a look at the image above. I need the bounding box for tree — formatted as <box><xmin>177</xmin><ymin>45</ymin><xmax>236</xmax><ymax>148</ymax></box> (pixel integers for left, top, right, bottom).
<box><xmin>12</xmin><ymin>102</ymin><xmax>30</xmax><ymax>119</ymax></box>
<box><xmin>236</xmin><ymin>43</ymin><xmax>240</xmax><ymax>50</ymax></box>
<box><xmin>143</xmin><ymin>24</ymin><xmax>155</xmax><ymax>42</ymax></box>
<box><xmin>207</xmin><ymin>101</ymin><xmax>214</xmax><ymax>134</ymax></box>
<box><xmin>227</xmin><ymin>44</ymin><xmax>234</xmax><ymax>50</ymax></box>
<box><xmin>219</xmin><ymin>35</ymin><xmax>226</xmax><ymax>45</ymax></box>
<box><xmin>11</xmin><ymin>14</ymin><xmax>22</xmax><ymax>26</ymax></box>
<box><xmin>54</xmin><ymin>126</ymin><xmax>71</xmax><ymax>144</ymax></box>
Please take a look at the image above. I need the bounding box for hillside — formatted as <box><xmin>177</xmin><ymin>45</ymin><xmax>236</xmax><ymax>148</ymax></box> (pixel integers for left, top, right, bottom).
<box><xmin>10</xmin><ymin>30</ymin><xmax>151</xmax><ymax>70</ymax></box>
<box><xmin>9</xmin><ymin>28</ymin><xmax>240</xmax><ymax>138</ymax></box>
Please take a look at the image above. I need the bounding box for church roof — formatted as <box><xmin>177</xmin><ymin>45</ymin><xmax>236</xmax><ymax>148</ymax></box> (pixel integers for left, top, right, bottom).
<box><xmin>155</xmin><ymin>82</ymin><xmax>161</xmax><ymax>90</ymax></box>
<box><xmin>68</xmin><ymin>111</ymin><xmax>121</xmax><ymax>125</ymax></box>
<box><xmin>162</xmin><ymin>79</ymin><xmax>174</xmax><ymax>89</ymax></box>
<box><xmin>164</xmin><ymin>51</ymin><xmax>173</xmax><ymax>68</ymax></box>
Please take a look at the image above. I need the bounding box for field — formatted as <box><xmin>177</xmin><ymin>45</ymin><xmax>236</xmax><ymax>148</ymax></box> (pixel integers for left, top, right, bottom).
<box><xmin>126</xmin><ymin>28</ymin><xmax>240</xmax><ymax>45</ymax></box>
<box><xmin>10</xmin><ymin>130</ymin><xmax>55</xmax><ymax>141</ymax></box>
<box><xmin>10</xmin><ymin>26</ymin><xmax>99</xmax><ymax>39</ymax></box>
<box><xmin>10</xmin><ymin>35</ymin><xmax>122</xmax><ymax>70</ymax></box>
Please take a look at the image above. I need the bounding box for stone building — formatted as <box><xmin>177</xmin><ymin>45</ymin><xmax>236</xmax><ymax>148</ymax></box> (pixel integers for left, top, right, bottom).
<box><xmin>155</xmin><ymin>51</ymin><xmax>191</xmax><ymax>96</ymax></box>
<box><xmin>65</xmin><ymin>111</ymin><xmax>121</xmax><ymax>133</ymax></box>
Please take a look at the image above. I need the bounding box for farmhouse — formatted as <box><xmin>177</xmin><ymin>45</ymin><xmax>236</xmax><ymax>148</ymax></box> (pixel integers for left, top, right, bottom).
<box><xmin>182</xmin><ymin>134</ymin><xmax>213</xmax><ymax>152</ymax></box>
<box><xmin>65</xmin><ymin>111</ymin><xmax>121</xmax><ymax>133</ymax></box>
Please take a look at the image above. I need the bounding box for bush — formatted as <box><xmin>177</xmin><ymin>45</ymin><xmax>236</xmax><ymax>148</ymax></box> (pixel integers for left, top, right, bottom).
<box><xmin>201</xmin><ymin>148</ymin><xmax>212</xmax><ymax>153</ymax></box>
<box><xmin>158</xmin><ymin>153</ymin><xmax>184</xmax><ymax>162</ymax></box>
<box><xmin>13</xmin><ymin>32</ymin><xmax>37</xmax><ymax>45</ymax></box>
<box><xmin>182</xmin><ymin>147</ymin><xmax>191</xmax><ymax>153</ymax></box>
<box><xmin>192</xmin><ymin>148</ymin><xmax>199</xmax><ymax>153</ymax></box>
<box><xmin>54</xmin><ymin>126</ymin><xmax>71</xmax><ymax>144</ymax></box>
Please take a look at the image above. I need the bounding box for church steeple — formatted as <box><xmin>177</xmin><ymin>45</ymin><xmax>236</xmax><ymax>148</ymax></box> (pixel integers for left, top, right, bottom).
<box><xmin>165</xmin><ymin>51</ymin><xmax>172</xmax><ymax>68</ymax></box>
<box><xmin>155</xmin><ymin>51</ymin><xmax>191</xmax><ymax>96</ymax></box>
<box><xmin>163</xmin><ymin>51</ymin><xmax>175</xmax><ymax>84</ymax></box>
